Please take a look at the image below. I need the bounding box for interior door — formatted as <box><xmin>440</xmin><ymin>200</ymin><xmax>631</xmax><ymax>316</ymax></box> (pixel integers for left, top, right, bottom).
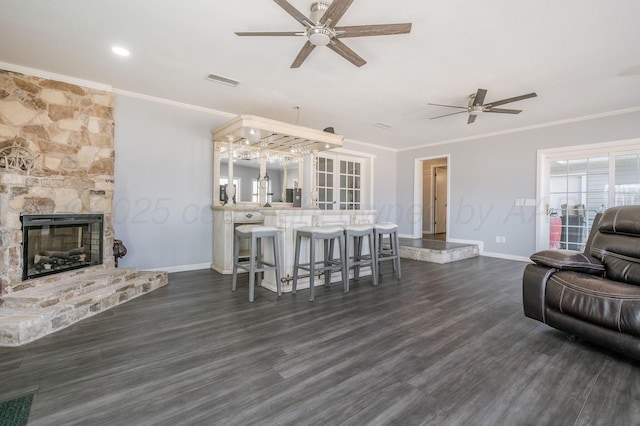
<box><xmin>434</xmin><ymin>166</ymin><xmax>447</xmax><ymax>234</ymax></box>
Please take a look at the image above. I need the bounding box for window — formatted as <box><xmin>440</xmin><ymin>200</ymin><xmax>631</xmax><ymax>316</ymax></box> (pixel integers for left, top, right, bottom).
<box><xmin>615</xmin><ymin>153</ymin><xmax>640</xmax><ymax>205</ymax></box>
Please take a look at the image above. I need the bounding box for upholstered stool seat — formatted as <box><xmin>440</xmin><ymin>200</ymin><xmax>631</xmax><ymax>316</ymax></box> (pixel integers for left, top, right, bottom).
<box><xmin>374</xmin><ymin>222</ymin><xmax>401</xmax><ymax>279</ymax></box>
<box><xmin>292</xmin><ymin>226</ymin><xmax>348</xmax><ymax>301</ymax></box>
<box><xmin>342</xmin><ymin>224</ymin><xmax>378</xmax><ymax>291</ymax></box>
<box><xmin>232</xmin><ymin>224</ymin><xmax>281</xmax><ymax>302</ymax></box>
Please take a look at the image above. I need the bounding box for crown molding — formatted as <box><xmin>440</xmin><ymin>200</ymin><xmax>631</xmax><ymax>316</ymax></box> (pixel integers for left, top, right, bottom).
<box><xmin>398</xmin><ymin>106</ymin><xmax>640</xmax><ymax>152</ymax></box>
<box><xmin>113</xmin><ymin>89</ymin><xmax>236</xmax><ymax>118</ymax></box>
<box><xmin>344</xmin><ymin>137</ymin><xmax>398</xmax><ymax>153</ymax></box>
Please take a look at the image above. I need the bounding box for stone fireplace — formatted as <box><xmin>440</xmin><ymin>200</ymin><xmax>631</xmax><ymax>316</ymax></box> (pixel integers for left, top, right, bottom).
<box><xmin>0</xmin><ymin>69</ymin><xmax>167</xmax><ymax>346</ymax></box>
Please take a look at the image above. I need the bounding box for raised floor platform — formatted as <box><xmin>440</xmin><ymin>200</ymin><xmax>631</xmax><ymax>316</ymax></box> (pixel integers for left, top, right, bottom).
<box><xmin>0</xmin><ymin>268</ymin><xmax>168</xmax><ymax>346</ymax></box>
<box><xmin>399</xmin><ymin>238</ymin><xmax>479</xmax><ymax>264</ymax></box>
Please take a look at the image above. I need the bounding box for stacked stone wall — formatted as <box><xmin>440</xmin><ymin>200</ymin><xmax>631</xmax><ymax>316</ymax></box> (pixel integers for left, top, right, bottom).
<box><xmin>0</xmin><ymin>69</ymin><xmax>115</xmax><ymax>294</ymax></box>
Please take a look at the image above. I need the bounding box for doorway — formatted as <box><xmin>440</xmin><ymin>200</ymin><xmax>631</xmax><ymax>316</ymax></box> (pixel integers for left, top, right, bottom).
<box><xmin>421</xmin><ymin>157</ymin><xmax>449</xmax><ymax>241</ymax></box>
<box><xmin>536</xmin><ymin>138</ymin><xmax>640</xmax><ymax>251</ymax></box>
<box><xmin>433</xmin><ymin>166</ymin><xmax>448</xmax><ymax>237</ymax></box>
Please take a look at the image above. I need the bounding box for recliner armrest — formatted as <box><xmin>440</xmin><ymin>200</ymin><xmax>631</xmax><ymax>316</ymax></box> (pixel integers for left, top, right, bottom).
<box><xmin>530</xmin><ymin>250</ymin><xmax>604</xmax><ymax>276</ymax></box>
<box><xmin>523</xmin><ymin>264</ymin><xmax>555</xmax><ymax>322</ymax></box>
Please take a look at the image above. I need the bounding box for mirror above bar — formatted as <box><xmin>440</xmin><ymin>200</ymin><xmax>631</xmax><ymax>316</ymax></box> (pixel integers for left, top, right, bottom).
<box><xmin>211</xmin><ymin>115</ymin><xmax>344</xmax><ymax>207</ymax></box>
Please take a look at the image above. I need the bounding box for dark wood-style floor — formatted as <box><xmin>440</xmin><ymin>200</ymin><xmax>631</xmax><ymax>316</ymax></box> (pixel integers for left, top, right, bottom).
<box><xmin>1</xmin><ymin>257</ymin><xmax>639</xmax><ymax>425</ymax></box>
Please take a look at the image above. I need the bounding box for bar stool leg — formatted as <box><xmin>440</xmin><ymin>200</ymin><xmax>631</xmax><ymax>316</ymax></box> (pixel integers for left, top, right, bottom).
<box><xmin>377</xmin><ymin>233</ymin><xmax>383</xmax><ymax>275</ymax></box>
<box><xmin>339</xmin><ymin>233</ymin><xmax>348</xmax><ymax>293</ymax></box>
<box><xmin>368</xmin><ymin>232</ymin><xmax>378</xmax><ymax>286</ymax></box>
<box><xmin>394</xmin><ymin>230</ymin><xmax>402</xmax><ymax>279</ymax></box>
<box><xmin>343</xmin><ymin>231</ymin><xmax>351</xmax><ymax>293</ymax></box>
<box><xmin>232</xmin><ymin>232</ymin><xmax>241</xmax><ymax>292</ymax></box>
<box><xmin>273</xmin><ymin>233</ymin><xmax>282</xmax><ymax>297</ymax></box>
<box><xmin>324</xmin><ymin>239</ymin><xmax>331</xmax><ymax>287</ymax></box>
<box><xmin>355</xmin><ymin>234</ymin><xmax>360</xmax><ymax>278</ymax></box>
<box><xmin>256</xmin><ymin>236</ymin><xmax>263</xmax><ymax>288</ymax></box>
<box><xmin>292</xmin><ymin>233</ymin><xmax>301</xmax><ymax>294</ymax></box>
<box><xmin>309</xmin><ymin>236</ymin><xmax>316</xmax><ymax>302</ymax></box>
<box><xmin>248</xmin><ymin>233</ymin><xmax>257</xmax><ymax>302</ymax></box>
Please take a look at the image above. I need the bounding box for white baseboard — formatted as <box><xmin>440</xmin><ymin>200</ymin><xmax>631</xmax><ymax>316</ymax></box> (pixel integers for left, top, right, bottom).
<box><xmin>398</xmin><ymin>233</ymin><xmax>415</xmax><ymax>239</ymax></box>
<box><xmin>145</xmin><ymin>263</ymin><xmax>211</xmax><ymax>273</ymax></box>
<box><xmin>448</xmin><ymin>239</ymin><xmax>529</xmax><ymax>262</ymax></box>
<box><xmin>481</xmin><ymin>251</ymin><xmax>531</xmax><ymax>263</ymax></box>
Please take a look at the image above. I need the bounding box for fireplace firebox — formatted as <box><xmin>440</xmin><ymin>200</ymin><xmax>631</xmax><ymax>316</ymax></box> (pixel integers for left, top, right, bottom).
<box><xmin>21</xmin><ymin>214</ymin><xmax>104</xmax><ymax>280</ymax></box>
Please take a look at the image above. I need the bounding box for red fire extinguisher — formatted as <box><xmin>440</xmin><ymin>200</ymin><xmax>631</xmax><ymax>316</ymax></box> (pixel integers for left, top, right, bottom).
<box><xmin>549</xmin><ymin>214</ymin><xmax>562</xmax><ymax>249</ymax></box>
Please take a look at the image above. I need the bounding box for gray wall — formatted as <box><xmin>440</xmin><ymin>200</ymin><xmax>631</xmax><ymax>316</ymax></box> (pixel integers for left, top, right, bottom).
<box><xmin>113</xmin><ymin>92</ymin><xmax>639</xmax><ymax>270</ymax></box>
<box><xmin>395</xmin><ymin>110</ymin><xmax>640</xmax><ymax>258</ymax></box>
<box><xmin>343</xmin><ymin>141</ymin><xmax>398</xmax><ymax>223</ymax></box>
<box><xmin>113</xmin><ymin>94</ymin><xmax>229</xmax><ymax>270</ymax></box>
<box><xmin>111</xmin><ymin>96</ymin><xmax>392</xmax><ymax>271</ymax></box>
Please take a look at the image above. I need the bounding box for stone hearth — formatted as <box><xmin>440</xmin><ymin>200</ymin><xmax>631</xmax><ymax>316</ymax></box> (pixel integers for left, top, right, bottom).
<box><xmin>0</xmin><ymin>69</ymin><xmax>167</xmax><ymax>346</ymax></box>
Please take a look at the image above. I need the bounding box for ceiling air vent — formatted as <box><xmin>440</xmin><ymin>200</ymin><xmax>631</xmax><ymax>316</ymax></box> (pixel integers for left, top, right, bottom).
<box><xmin>206</xmin><ymin>73</ymin><xmax>241</xmax><ymax>87</ymax></box>
<box><xmin>374</xmin><ymin>122</ymin><xmax>393</xmax><ymax>129</ymax></box>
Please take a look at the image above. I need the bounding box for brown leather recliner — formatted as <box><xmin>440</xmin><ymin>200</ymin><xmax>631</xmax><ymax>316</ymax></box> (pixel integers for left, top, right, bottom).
<box><xmin>523</xmin><ymin>205</ymin><xmax>640</xmax><ymax>361</ymax></box>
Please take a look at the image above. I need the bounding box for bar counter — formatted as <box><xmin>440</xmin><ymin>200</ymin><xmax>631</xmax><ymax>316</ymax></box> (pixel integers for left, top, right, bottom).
<box><xmin>211</xmin><ymin>205</ymin><xmax>376</xmax><ymax>293</ymax></box>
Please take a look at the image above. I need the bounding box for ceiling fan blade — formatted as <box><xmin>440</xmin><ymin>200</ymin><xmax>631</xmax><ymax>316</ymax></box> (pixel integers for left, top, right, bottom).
<box><xmin>428</xmin><ymin>103</ymin><xmax>467</xmax><ymax>109</ymax></box>
<box><xmin>487</xmin><ymin>92</ymin><xmax>537</xmax><ymax>107</ymax></box>
<box><xmin>327</xmin><ymin>39</ymin><xmax>366</xmax><ymax>67</ymax></box>
<box><xmin>335</xmin><ymin>23</ymin><xmax>412</xmax><ymax>38</ymax></box>
<box><xmin>291</xmin><ymin>41</ymin><xmax>317</xmax><ymax>68</ymax></box>
<box><xmin>320</xmin><ymin>0</ymin><xmax>354</xmax><ymax>27</ymax></box>
<box><xmin>484</xmin><ymin>108</ymin><xmax>522</xmax><ymax>114</ymax></box>
<box><xmin>473</xmin><ymin>89</ymin><xmax>487</xmax><ymax>106</ymax></box>
<box><xmin>235</xmin><ymin>31</ymin><xmax>302</xmax><ymax>37</ymax></box>
<box><xmin>273</xmin><ymin>0</ymin><xmax>314</xmax><ymax>27</ymax></box>
<box><xmin>467</xmin><ymin>114</ymin><xmax>478</xmax><ymax>124</ymax></box>
<box><xmin>429</xmin><ymin>111</ymin><xmax>468</xmax><ymax>119</ymax></box>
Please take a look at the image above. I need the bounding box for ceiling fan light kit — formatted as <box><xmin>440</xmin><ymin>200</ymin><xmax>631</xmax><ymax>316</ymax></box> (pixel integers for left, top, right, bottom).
<box><xmin>235</xmin><ymin>0</ymin><xmax>412</xmax><ymax>68</ymax></box>
<box><xmin>429</xmin><ymin>89</ymin><xmax>537</xmax><ymax>124</ymax></box>
<box><xmin>308</xmin><ymin>27</ymin><xmax>334</xmax><ymax>46</ymax></box>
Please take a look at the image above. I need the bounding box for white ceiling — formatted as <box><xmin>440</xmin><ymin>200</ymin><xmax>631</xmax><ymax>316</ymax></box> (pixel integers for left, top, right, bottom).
<box><xmin>1</xmin><ymin>0</ymin><xmax>639</xmax><ymax>151</ymax></box>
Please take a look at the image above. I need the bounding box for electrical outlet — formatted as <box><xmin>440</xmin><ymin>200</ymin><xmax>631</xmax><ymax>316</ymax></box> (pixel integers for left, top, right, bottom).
<box><xmin>500</xmin><ymin>236</ymin><xmax>506</xmax><ymax>243</ymax></box>
<box><xmin>496</xmin><ymin>236</ymin><xmax>501</xmax><ymax>243</ymax></box>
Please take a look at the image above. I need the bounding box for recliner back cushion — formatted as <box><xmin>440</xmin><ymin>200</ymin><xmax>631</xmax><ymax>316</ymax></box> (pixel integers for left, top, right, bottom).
<box><xmin>598</xmin><ymin>205</ymin><xmax>640</xmax><ymax>236</ymax></box>
<box><xmin>590</xmin><ymin>206</ymin><xmax>640</xmax><ymax>286</ymax></box>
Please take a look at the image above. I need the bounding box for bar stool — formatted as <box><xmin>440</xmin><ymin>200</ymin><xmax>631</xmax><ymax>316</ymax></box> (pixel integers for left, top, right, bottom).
<box><xmin>232</xmin><ymin>225</ymin><xmax>282</xmax><ymax>302</ymax></box>
<box><xmin>374</xmin><ymin>222</ymin><xmax>402</xmax><ymax>279</ymax></box>
<box><xmin>342</xmin><ymin>224</ymin><xmax>378</xmax><ymax>291</ymax></box>
<box><xmin>292</xmin><ymin>226</ymin><xmax>348</xmax><ymax>302</ymax></box>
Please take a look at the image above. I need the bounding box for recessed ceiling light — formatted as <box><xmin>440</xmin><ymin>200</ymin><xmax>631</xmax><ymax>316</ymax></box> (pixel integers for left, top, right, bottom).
<box><xmin>111</xmin><ymin>46</ymin><xmax>130</xmax><ymax>57</ymax></box>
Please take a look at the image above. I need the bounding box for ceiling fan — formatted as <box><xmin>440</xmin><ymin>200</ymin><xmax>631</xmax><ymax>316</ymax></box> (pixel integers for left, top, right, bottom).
<box><xmin>235</xmin><ymin>0</ymin><xmax>412</xmax><ymax>68</ymax></box>
<box><xmin>429</xmin><ymin>89</ymin><xmax>538</xmax><ymax>124</ymax></box>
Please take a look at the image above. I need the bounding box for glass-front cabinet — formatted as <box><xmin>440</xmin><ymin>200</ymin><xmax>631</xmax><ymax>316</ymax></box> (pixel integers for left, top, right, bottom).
<box><xmin>316</xmin><ymin>153</ymin><xmax>366</xmax><ymax>210</ymax></box>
